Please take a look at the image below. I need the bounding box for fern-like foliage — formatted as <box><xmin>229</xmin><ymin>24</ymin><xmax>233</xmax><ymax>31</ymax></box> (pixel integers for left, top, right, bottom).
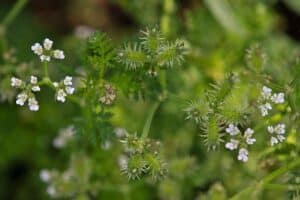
<box><xmin>86</xmin><ymin>31</ymin><xmax>115</xmax><ymax>71</ymax></box>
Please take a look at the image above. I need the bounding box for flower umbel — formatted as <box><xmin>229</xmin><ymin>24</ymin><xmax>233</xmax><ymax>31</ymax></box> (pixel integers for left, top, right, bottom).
<box><xmin>54</xmin><ymin>76</ymin><xmax>75</xmax><ymax>103</ymax></box>
<box><xmin>225</xmin><ymin>124</ymin><xmax>255</xmax><ymax>162</ymax></box>
<box><xmin>11</xmin><ymin>76</ymin><xmax>41</xmax><ymax>111</ymax></box>
<box><xmin>31</xmin><ymin>38</ymin><xmax>65</xmax><ymax>62</ymax></box>
<box><xmin>258</xmin><ymin>86</ymin><xmax>285</xmax><ymax>117</ymax></box>
<box><xmin>268</xmin><ymin>124</ymin><xmax>286</xmax><ymax>146</ymax></box>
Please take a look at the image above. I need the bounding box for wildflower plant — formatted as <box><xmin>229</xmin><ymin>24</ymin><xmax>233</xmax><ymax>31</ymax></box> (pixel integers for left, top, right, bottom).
<box><xmin>3</xmin><ymin>0</ymin><xmax>300</xmax><ymax>199</ymax></box>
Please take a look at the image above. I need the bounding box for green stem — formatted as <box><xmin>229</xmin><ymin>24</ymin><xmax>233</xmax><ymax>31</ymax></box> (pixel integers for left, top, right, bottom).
<box><xmin>44</xmin><ymin>62</ymin><xmax>49</xmax><ymax>78</ymax></box>
<box><xmin>2</xmin><ymin>0</ymin><xmax>28</xmax><ymax>27</ymax></box>
<box><xmin>141</xmin><ymin>101</ymin><xmax>161</xmax><ymax>139</ymax></box>
<box><xmin>230</xmin><ymin>158</ymin><xmax>300</xmax><ymax>200</ymax></box>
<box><xmin>265</xmin><ymin>183</ymin><xmax>300</xmax><ymax>191</ymax></box>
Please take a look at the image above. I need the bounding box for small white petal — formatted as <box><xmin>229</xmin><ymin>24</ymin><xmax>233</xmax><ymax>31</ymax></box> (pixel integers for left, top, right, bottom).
<box><xmin>16</xmin><ymin>93</ymin><xmax>28</xmax><ymax>106</ymax></box>
<box><xmin>53</xmin><ymin>137</ymin><xmax>65</xmax><ymax>148</ymax></box>
<box><xmin>237</xmin><ymin>148</ymin><xmax>248</xmax><ymax>162</ymax></box>
<box><xmin>28</xmin><ymin>98</ymin><xmax>39</xmax><ymax>111</ymax></box>
<box><xmin>244</xmin><ymin>128</ymin><xmax>254</xmax><ymax>137</ymax></box>
<box><xmin>53</xmin><ymin>50</ymin><xmax>65</xmax><ymax>59</ymax></box>
<box><xmin>30</xmin><ymin>76</ymin><xmax>38</xmax><ymax>84</ymax></box>
<box><xmin>65</xmin><ymin>87</ymin><xmax>75</xmax><ymax>95</ymax></box>
<box><xmin>271</xmin><ymin>93</ymin><xmax>285</xmax><ymax>104</ymax></box>
<box><xmin>277</xmin><ymin>135</ymin><xmax>285</xmax><ymax>142</ymax></box>
<box><xmin>225</xmin><ymin>139</ymin><xmax>239</xmax><ymax>150</ymax></box>
<box><xmin>267</xmin><ymin>126</ymin><xmax>274</xmax><ymax>134</ymax></box>
<box><xmin>11</xmin><ymin>77</ymin><xmax>23</xmax><ymax>87</ymax></box>
<box><xmin>246</xmin><ymin>138</ymin><xmax>256</xmax><ymax>145</ymax></box>
<box><xmin>40</xmin><ymin>55</ymin><xmax>51</xmax><ymax>62</ymax></box>
<box><xmin>56</xmin><ymin>89</ymin><xmax>67</xmax><ymax>103</ymax></box>
<box><xmin>53</xmin><ymin>82</ymin><xmax>59</xmax><ymax>87</ymax></box>
<box><xmin>261</xmin><ymin>86</ymin><xmax>272</xmax><ymax>99</ymax></box>
<box><xmin>40</xmin><ymin>170</ymin><xmax>51</xmax><ymax>182</ymax></box>
<box><xmin>270</xmin><ymin>136</ymin><xmax>278</xmax><ymax>146</ymax></box>
<box><xmin>43</xmin><ymin>38</ymin><xmax>53</xmax><ymax>50</ymax></box>
<box><xmin>46</xmin><ymin>186</ymin><xmax>56</xmax><ymax>197</ymax></box>
<box><xmin>63</xmin><ymin>76</ymin><xmax>72</xmax><ymax>86</ymax></box>
<box><xmin>31</xmin><ymin>43</ymin><xmax>43</xmax><ymax>55</ymax></box>
<box><xmin>225</xmin><ymin>124</ymin><xmax>240</xmax><ymax>136</ymax></box>
<box><xmin>275</xmin><ymin>124</ymin><xmax>285</xmax><ymax>134</ymax></box>
<box><xmin>31</xmin><ymin>86</ymin><xmax>41</xmax><ymax>92</ymax></box>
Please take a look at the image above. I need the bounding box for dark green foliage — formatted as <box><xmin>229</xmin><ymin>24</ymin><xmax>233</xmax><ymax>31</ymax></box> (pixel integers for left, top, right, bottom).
<box><xmin>86</xmin><ymin>31</ymin><xmax>115</xmax><ymax>71</ymax></box>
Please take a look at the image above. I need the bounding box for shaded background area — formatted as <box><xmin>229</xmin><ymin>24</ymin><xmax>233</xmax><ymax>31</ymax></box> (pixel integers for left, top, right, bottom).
<box><xmin>1</xmin><ymin>0</ymin><xmax>300</xmax><ymax>199</ymax></box>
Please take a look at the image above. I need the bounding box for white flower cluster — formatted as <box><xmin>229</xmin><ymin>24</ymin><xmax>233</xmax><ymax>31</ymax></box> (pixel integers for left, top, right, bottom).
<box><xmin>40</xmin><ymin>170</ymin><xmax>56</xmax><ymax>197</ymax></box>
<box><xmin>258</xmin><ymin>86</ymin><xmax>287</xmax><ymax>146</ymax></box>
<box><xmin>40</xmin><ymin>168</ymin><xmax>74</xmax><ymax>198</ymax></box>
<box><xmin>31</xmin><ymin>38</ymin><xmax>65</xmax><ymax>62</ymax></box>
<box><xmin>268</xmin><ymin>123</ymin><xmax>286</xmax><ymax>146</ymax></box>
<box><xmin>258</xmin><ymin>86</ymin><xmax>285</xmax><ymax>117</ymax></box>
<box><xmin>53</xmin><ymin>76</ymin><xmax>75</xmax><ymax>103</ymax></box>
<box><xmin>225</xmin><ymin>124</ymin><xmax>256</xmax><ymax>162</ymax></box>
<box><xmin>11</xmin><ymin>76</ymin><xmax>41</xmax><ymax>111</ymax></box>
<box><xmin>53</xmin><ymin>125</ymin><xmax>75</xmax><ymax>148</ymax></box>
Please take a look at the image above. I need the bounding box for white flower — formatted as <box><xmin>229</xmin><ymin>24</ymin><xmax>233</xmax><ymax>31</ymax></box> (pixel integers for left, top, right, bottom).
<box><xmin>244</xmin><ymin>128</ymin><xmax>256</xmax><ymax>145</ymax></box>
<box><xmin>46</xmin><ymin>186</ymin><xmax>56</xmax><ymax>197</ymax></box>
<box><xmin>16</xmin><ymin>92</ymin><xmax>28</xmax><ymax>106</ymax></box>
<box><xmin>28</xmin><ymin>98</ymin><xmax>39</xmax><ymax>111</ymax></box>
<box><xmin>270</xmin><ymin>136</ymin><xmax>279</xmax><ymax>146</ymax></box>
<box><xmin>225</xmin><ymin>139</ymin><xmax>239</xmax><ymax>150</ymax></box>
<box><xmin>31</xmin><ymin>43</ymin><xmax>43</xmax><ymax>55</ymax></box>
<box><xmin>11</xmin><ymin>77</ymin><xmax>23</xmax><ymax>87</ymax></box>
<box><xmin>56</xmin><ymin>89</ymin><xmax>67</xmax><ymax>102</ymax></box>
<box><xmin>259</xmin><ymin>103</ymin><xmax>272</xmax><ymax>117</ymax></box>
<box><xmin>274</xmin><ymin>124</ymin><xmax>285</xmax><ymax>134</ymax></box>
<box><xmin>115</xmin><ymin>128</ymin><xmax>127</xmax><ymax>138</ymax></box>
<box><xmin>40</xmin><ymin>170</ymin><xmax>51</xmax><ymax>182</ymax></box>
<box><xmin>268</xmin><ymin>124</ymin><xmax>286</xmax><ymax>146</ymax></box>
<box><xmin>63</xmin><ymin>76</ymin><xmax>72</xmax><ymax>86</ymax></box>
<box><xmin>118</xmin><ymin>155</ymin><xmax>128</xmax><ymax>169</ymax></box>
<box><xmin>32</xmin><ymin>38</ymin><xmax>65</xmax><ymax>63</ymax></box>
<box><xmin>43</xmin><ymin>38</ymin><xmax>53</xmax><ymax>50</ymax></box>
<box><xmin>31</xmin><ymin>86</ymin><xmax>41</xmax><ymax>92</ymax></box>
<box><xmin>237</xmin><ymin>148</ymin><xmax>248</xmax><ymax>162</ymax></box>
<box><xmin>30</xmin><ymin>76</ymin><xmax>38</xmax><ymax>84</ymax></box>
<box><xmin>53</xmin><ymin>82</ymin><xmax>59</xmax><ymax>87</ymax></box>
<box><xmin>54</xmin><ymin>77</ymin><xmax>75</xmax><ymax>103</ymax></box>
<box><xmin>267</xmin><ymin>126</ymin><xmax>274</xmax><ymax>133</ymax></box>
<box><xmin>271</xmin><ymin>93</ymin><xmax>285</xmax><ymax>104</ymax></box>
<box><xmin>65</xmin><ymin>87</ymin><xmax>75</xmax><ymax>95</ymax></box>
<box><xmin>53</xmin><ymin>137</ymin><xmax>64</xmax><ymax>148</ymax></box>
<box><xmin>53</xmin><ymin>126</ymin><xmax>74</xmax><ymax>148</ymax></box>
<box><xmin>101</xmin><ymin>140</ymin><xmax>112</xmax><ymax>150</ymax></box>
<box><xmin>40</xmin><ymin>55</ymin><xmax>51</xmax><ymax>62</ymax></box>
<box><xmin>53</xmin><ymin>50</ymin><xmax>65</xmax><ymax>59</ymax></box>
<box><xmin>225</xmin><ymin>124</ymin><xmax>240</xmax><ymax>136</ymax></box>
<box><xmin>261</xmin><ymin>86</ymin><xmax>272</xmax><ymax>99</ymax></box>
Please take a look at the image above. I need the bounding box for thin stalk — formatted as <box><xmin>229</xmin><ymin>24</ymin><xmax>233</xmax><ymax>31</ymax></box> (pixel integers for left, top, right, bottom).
<box><xmin>265</xmin><ymin>183</ymin><xmax>300</xmax><ymax>191</ymax></box>
<box><xmin>44</xmin><ymin>62</ymin><xmax>49</xmax><ymax>78</ymax></box>
<box><xmin>2</xmin><ymin>0</ymin><xmax>28</xmax><ymax>27</ymax></box>
<box><xmin>141</xmin><ymin>101</ymin><xmax>161</xmax><ymax>139</ymax></box>
<box><xmin>230</xmin><ymin>157</ymin><xmax>300</xmax><ymax>200</ymax></box>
